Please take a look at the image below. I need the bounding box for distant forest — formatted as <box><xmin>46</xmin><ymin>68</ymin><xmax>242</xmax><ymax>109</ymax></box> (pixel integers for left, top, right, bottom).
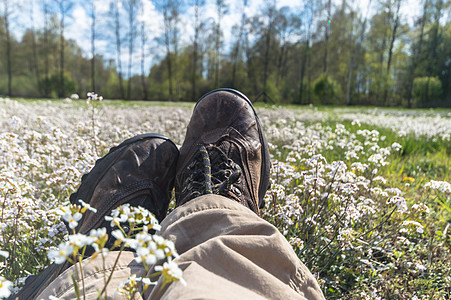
<box><xmin>0</xmin><ymin>0</ymin><xmax>450</xmax><ymax>107</ymax></box>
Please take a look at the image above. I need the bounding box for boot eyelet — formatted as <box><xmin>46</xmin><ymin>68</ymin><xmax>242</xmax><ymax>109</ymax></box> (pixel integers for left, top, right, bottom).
<box><xmin>232</xmin><ymin>186</ymin><xmax>241</xmax><ymax>196</ymax></box>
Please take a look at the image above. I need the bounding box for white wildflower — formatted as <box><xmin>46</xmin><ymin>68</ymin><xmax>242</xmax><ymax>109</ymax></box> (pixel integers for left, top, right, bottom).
<box><xmin>155</xmin><ymin>259</ymin><xmax>186</xmax><ymax>286</ymax></box>
<box><xmin>391</xmin><ymin>142</ymin><xmax>402</xmax><ymax>151</ymax></box>
<box><xmin>424</xmin><ymin>180</ymin><xmax>451</xmax><ymax>194</ymax></box>
<box><xmin>78</xmin><ymin>199</ymin><xmax>97</xmax><ymax>213</ymax></box>
<box><xmin>0</xmin><ymin>276</ymin><xmax>13</xmax><ymax>298</ymax></box>
<box><xmin>47</xmin><ymin>243</ymin><xmax>74</xmax><ymax>264</ymax></box>
<box><xmin>62</xmin><ymin>212</ymin><xmax>82</xmax><ymax>229</ymax></box>
<box><xmin>0</xmin><ymin>251</ymin><xmax>9</xmax><ymax>258</ymax></box>
<box><xmin>415</xmin><ymin>263</ymin><xmax>427</xmax><ymax>272</ymax></box>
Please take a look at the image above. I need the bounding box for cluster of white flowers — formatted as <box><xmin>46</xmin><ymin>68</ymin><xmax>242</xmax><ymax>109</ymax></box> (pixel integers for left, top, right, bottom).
<box><xmin>424</xmin><ymin>180</ymin><xmax>451</xmax><ymax>194</ymax></box>
<box><xmin>259</xmin><ymin>105</ymin><xmax>451</xmax><ymax>142</ymax></box>
<box><xmin>339</xmin><ymin>108</ymin><xmax>451</xmax><ymax>141</ymax></box>
<box><xmin>105</xmin><ymin>204</ymin><xmax>161</xmax><ymax>231</ymax></box>
<box><xmin>400</xmin><ymin>220</ymin><xmax>425</xmax><ymax>234</ymax></box>
<box><xmin>262</xmin><ymin>120</ymin><xmax>411</xmax><ymax>245</ymax></box>
<box><xmin>387</xmin><ymin>196</ymin><xmax>408</xmax><ymax>213</ymax></box>
<box><xmin>86</xmin><ymin>92</ymin><xmax>103</xmax><ymax>104</ymax></box>
<box><xmin>44</xmin><ymin>203</ymin><xmax>184</xmax><ymax>299</ymax></box>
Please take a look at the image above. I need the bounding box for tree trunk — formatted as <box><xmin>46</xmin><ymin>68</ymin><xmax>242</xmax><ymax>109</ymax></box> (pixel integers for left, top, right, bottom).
<box><xmin>30</xmin><ymin>0</ymin><xmax>41</xmax><ymax>91</ymax></box>
<box><xmin>231</xmin><ymin>0</ymin><xmax>247</xmax><ymax>88</ymax></box>
<box><xmin>140</xmin><ymin>9</ymin><xmax>148</xmax><ymax>100</ymax></box>
<box><xmin>91</xmin><ymin>1</ymin><xmax>96</xmax><ymax>92</ymax></box>
<box><xmin>262</xmin><ymin>0</ymin><xmax>275</xmax><ymax>103</ymax></box>
<box><xmin>298</xmin><ymin>41</ymin><xmax>308</xmax><ymax>104</ymax></box>
<box><xmin>406</xmin><ymin>0</ymin><xmax>428</xmax><ymax>108</ymax></box>
<box><xmin>214</xmin><ymin>0</ymin><xmax>225</xmax><ymax>88</ymax></box>
<box><xmin>346</xmin><ymin>0</ymin><xmax>372</xmax><ymax>105</ymax></box>
<box><xmin>299</xmin><ymin>0</ymin><xmax>314</xmax><ymax>105</ymax></box>
<box><xmin>172</xmin><ymin>1</ymin><xmax>180</xmax><ymax>99</ymax></box>
<box><xmin>323</xmin><ymin>0</ymin><xmax>331</xmax><ymax>104</ymax></box>
<box><xmin>59</xmin><ymin>2</ymin><xmax>65</xmax><ymax>98</ymax></box>
<box><xmin>165</xmin><ymin>31</ymin><xmax>173</xmax><ymax>97</ymax></box>
<box><xmin>126</xmin><ymin>1</ymin><xmax>136</xmax><ymax>100</ymax></box>
<box><xmin>4</xmin><ymin>0</ymin><xmax>12</xmax><ymax>97</ymax></box>
<box><xmin>276</xmin><ymin>37</ymin><xmax>286</xmax><ymax>86</ymax></box>
<box><xmin>114</xmin><ymin>0</ymin><xmax>125</xmax><ymax>99</ymax></box>
<box><xmin>44</xmin><ymin>3</ymin><xmax>50</xmax><ymax>97</ymax></box>
<box><xmin>191</xmin><ymin>1</ymin><xmax>201</xmax><ymax>100</ymax></box>
<box><xmin>383</xmin><ymin>0</ymin><xmax>401</xmax><ymax>106</ymax></box>
<box><xmin>423</xmin><ymin>0</ymin><xmax>442</xmax><ymax>106</ymax></box>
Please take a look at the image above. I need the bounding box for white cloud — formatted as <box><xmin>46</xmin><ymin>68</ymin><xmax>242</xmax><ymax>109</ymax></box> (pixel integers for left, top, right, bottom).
<box><xmin>66</xmin><ymin>5</ymin><xmax>91</xmax><ymax>56</ymax></box>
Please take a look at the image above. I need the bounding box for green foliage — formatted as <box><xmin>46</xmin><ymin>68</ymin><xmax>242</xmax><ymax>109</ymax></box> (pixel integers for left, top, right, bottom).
<box><xmin>38</xmin><ymin>74</ymin><xmax>77</xmax><ymax>98</ymax></box>
<box><xmin>312</xmin><ymin>74</ymin><xmax>342</xmax><ymax>105</ymax></box>
<box><xmin>412</xmin><ymin>77</ymin><xmax>443</xmax><ymax>107</ymax></box>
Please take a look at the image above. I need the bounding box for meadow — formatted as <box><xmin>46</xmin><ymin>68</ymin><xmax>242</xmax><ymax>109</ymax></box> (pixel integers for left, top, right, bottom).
<box><xmin>0</xmin><ymin>97</ymin><xmax>450</xmax><ymax>299</ymax></box>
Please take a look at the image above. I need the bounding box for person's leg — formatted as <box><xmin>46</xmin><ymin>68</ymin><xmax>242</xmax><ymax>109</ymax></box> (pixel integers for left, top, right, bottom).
<box><xmin>146</xmin><ymin>89</ymin><xmax>324</xmax><ymax>299</ymax></box>
<box><xmin>147</xmin><ymin>194</ymin><xmax>324</xmax><ymax>300</ymax></box>
<box><xmin>15</xmin><ymin>134</ymin><xmax>179</xmax><ymax>299</ymax></box>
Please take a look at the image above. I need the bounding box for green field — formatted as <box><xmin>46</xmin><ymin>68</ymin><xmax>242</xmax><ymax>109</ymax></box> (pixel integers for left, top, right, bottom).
<box><xmin>1</xmin><ymin>97</ymin><xmax>450</xmax><ymax>298</ymax></box>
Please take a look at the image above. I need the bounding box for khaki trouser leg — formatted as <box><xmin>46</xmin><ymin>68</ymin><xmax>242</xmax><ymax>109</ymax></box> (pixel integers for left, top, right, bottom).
<box><xmin>37</xmin><ymin>195</ymin><xmax>324</xmax><ymax>299</ymax></box>
<box><xmin>147</xmin><ymin>195</ymin><xmax>324</xmax><ymax>300</ymax></box>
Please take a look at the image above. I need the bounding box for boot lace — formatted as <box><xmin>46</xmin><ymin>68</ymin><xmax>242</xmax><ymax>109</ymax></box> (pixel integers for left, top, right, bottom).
<box><xmin>182</xmin><ymin>143</ymin><xmax>242</xmax><ymax>198</ymax></box>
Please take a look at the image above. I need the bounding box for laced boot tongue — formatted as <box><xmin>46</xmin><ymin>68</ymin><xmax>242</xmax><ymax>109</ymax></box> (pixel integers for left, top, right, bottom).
<box><xmin>179</xmin><ymin>141</ymin><xmax>261</xmax><ymax>211</ymax></box>
<box><xmin>208</xmin><ymin>144</ymin><xmax>242</xmax><ymax>196</ymax></box>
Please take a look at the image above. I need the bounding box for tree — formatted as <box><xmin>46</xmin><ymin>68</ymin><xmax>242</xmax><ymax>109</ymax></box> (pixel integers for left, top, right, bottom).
<box><xmin>90</xmin><ymin>0</ymin><xmax>96</xmax><ymax>92</ymax></box>
<box><xmin>110</xmin><ymin>0</ymin><xmax>125</xmax><ymax>99</ymax></box>
<box><xmin>261</xmin><ymin>0</ymin><xmax>276</xmax><ymax>102</ymax></box>
<box><xmin>319</xmin><ymin>0</ymin><xmax>335</xmax><ymax>104</ymax></box>
<box><xmin>230</xmin><ymin>0</ymin><xmax>248</xmax><ymax>88</ymax></box>
<box><xmin>190</xmin><ymin>0</ymin><xmax>205</xmax><ymax>100</ymax></box>
<box><xmin>123</xmin><ymin>0</ymin><xmax>139</xmax><ymax>100</ymax></box>
<box><xmin>274</xmin><ymin>7</ymin><xmax>300</xmax><ymax>86</ymax></box>
<box><xmin>29</xmin><ymin>0</ymin><xmax>41</xmax><ymax>91</ymax></box>
<box><xmin>405</xmin><ymin>0</ymin><xmax>430</xmax><ymax>107</ymax></box>
<box><xmin>54</xmin><ymin>0</ymin><xmax>73</xmax><ymax>98</ymax></box>
<box><xmin>42</xmin><ymin>1</ymin><xmax>51</xmax><ymax>97</ymax></box>
<box><xmin>382</xmin><ymin>0</ymin><xmax>402</xmax><ymax>105</ymax></box>
<box><xmin>298</xmin><ymin>0</ymin><xmax>316</xmax><ymax>105</ymax></box>
<box><xmin>423</xmin><ymin>0</ymin><xmax>444</xmax><ymax>104</ymax></box>
<box><xmin>1</xmin><ymin>0</ymin><xmax>13</xmax><ymax>96</ymax></box>
<box><xmin>213</xmin><ymin>0</ymin><xmax>227</xmax><ymax>88</ymax></box>
<box><xmin>412</xmin><ymin>76</ymin><xmax>442</xmax><ymax>106</ymax></box>
<box><xmin>345</xmin><ymin>0</ymin><xmax>372</xmax><ymax>105</ymax></box>
<box><xmin>139</xmin><ymin>0</ymin><xmax>148</xmax><ymax>100</ymax></box>
<box><xmin>158</xmin><ymin>0</ymin><xmax>181</xmax><ymax>99</ymax></box>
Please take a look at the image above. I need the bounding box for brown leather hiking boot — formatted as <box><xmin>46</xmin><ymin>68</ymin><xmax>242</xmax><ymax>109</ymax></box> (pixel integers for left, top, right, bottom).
<box><xmin>175</xmin><ymin>89</ymin><xmax>270</xmax><ymax>214</ymax></box>
<box><xmin>12</xmin><ymin>133</ymin><xmax>178</xmax><ymax>300</ymax></box>
<box><xmin>71</xmin><ymin>133</ymin><xmax>179</xmax><ymax>237</ymax></box>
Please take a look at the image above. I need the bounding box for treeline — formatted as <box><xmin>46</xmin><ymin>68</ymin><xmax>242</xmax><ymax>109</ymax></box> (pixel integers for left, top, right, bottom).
<box><xmin>0</xmin><ymin>0</ymin><xmax>450</xmax><ymax>107</ymax></box>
